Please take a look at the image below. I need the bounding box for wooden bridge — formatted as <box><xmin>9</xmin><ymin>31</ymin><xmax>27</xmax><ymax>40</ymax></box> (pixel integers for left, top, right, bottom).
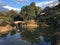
<box><xmin>13</xmin><ymin>21</ymin><xmax>27</xmax><ymax>30</ymax></box>
<box><xmin>14</xmin><ymin>21</ymin><xmax>26</xmax><ymax>24</ymax></box>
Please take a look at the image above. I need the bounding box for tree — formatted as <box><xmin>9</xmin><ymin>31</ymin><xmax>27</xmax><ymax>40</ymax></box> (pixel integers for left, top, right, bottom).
<box><xmin>59</xmin><ymin>0</ymin><xmax>60</xmax><ymax>3</ymax></box>
<box><xmin>30</xmin><ymin>2</ymin><xmax>41</xmax><ymax>15</ymax></box>
<box><xmin>7</xmin><ymin>10</ymin><xmax>18</xmax><ymax>18</ymax></box>
<box><xmin>0</xmin><ymin>12</ymin><xmax>7</xmax><ymax>16</ymax></box>
<box><xmin>30</xmin><ymin>2</ymin><xmax>36</xmax><ymax>7</ymax></box>
<box><xmin>20</xmin><ymin>2</ymin><xmax>42</xmax><ymax>20</ymax></box>
<box><xmin>20</xmin><ymin>6</ymin><xmax>26</xmax><ymax>15</ymax></box>
<box><xmin>0</xmin><ymin>12</ymin><xmax>13</xmax><ymax>22</ymax></box>
<box><xmin>20</xmin><ymin>5</ymin><xmax>35</xmax><ymax>20</ymax></box>
<box><xmin>35</xmin><ymin>7</ymin><xmax>41</xmax><ymax>15</ymax></box>
<box><xmin>25</xmin><ymin>6</ymin><xmax>35</xmax><ymax>19</ymax></box>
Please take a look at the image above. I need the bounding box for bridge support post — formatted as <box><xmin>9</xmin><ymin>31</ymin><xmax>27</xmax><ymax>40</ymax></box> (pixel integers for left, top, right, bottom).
<box><xmin>14</xmin><ymin>21</ymin><xmax>26</xmax><ymax>31</ymax></box>
<box><xmin>16</xmin><ymin>24</ymin><xmax>18</xmax><ymax>29</ymax></box>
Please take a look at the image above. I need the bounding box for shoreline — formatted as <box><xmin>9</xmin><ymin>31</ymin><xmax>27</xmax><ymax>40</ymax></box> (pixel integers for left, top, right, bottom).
<box><xmin>0</xmin><ymin>20</ymin><xmax>39</xmax><ymax>34</ymax></box>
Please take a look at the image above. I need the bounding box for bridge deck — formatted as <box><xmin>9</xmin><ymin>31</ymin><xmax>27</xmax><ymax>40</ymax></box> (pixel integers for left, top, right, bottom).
<box><xmin>14</xmin><ymin>21</ymin><xmax>26</xmax><ymax>24</ymax></box>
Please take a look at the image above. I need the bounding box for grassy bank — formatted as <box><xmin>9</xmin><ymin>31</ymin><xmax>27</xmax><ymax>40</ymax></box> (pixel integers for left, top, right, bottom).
<box><xmin>26</xmin><ymin>20</ymin><xmax>39</xmax><ymax>28</ymax></box>
<box><xmin>0</xmin><ymin>19</ymin><xmax>39</xmax><ymax>34</ymax></box>
<box><xmin>0</xmin><ymin>24</ymin><xmax>16</xmax><ymax>34</ymax></box>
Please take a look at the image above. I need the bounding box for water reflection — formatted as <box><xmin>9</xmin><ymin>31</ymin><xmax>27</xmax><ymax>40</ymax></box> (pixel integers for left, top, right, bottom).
<box><xmin>10</xmin><ymin>30</ymin><xmax>16</xmax><ymax>36</ymax></box>
<box><xmin>0</xmin><ymin>27</ymin><xmax>52</xmax><ymax>45</ymax></box>
<box><xmin>21</xmin><ymin>30</ymin><xmax>40</xmax><ymax>44</ymax></box>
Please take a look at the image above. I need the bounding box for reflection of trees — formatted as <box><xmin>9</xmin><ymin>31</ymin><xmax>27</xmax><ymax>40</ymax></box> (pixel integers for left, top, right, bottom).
<box><xmin>0</xmin><ymin>33</ymin><xmax>8</xmax><ymax>39</ymax></box>
<box><xmin>21</xmin><ymin>28</ymin><xmax>41</xmax><ymax>45</ymax></box>
<box><xmin>20</xmin><ymin>26</ymin><xmax>57</xmax><ymax>44</ymax></box>
<box><xmin>10</xmin><ymin>30</ymin><xmax>16</xmax><ymax>36</ymax></box>
<box><xmin>0</xmin><ymin>25</ymin><xmax>59</xmax><ymax>45</ymax></box>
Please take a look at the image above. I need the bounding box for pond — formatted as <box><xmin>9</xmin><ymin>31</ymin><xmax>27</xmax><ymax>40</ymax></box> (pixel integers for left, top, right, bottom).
<box><xmin>0</xmin><ymin>34</ymin><xmax>51</xmax><ymax>45</ymax></box>
<box><xmin>0</xmin><ymin>27</ymin><xmax>54</xmax><ymax>45</ymax></box>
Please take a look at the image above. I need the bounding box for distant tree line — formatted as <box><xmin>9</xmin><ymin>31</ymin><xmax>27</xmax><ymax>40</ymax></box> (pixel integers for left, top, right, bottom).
<box><xmin>0</xmin><ymin>10</ymin><xmax>18</xmax><ymax>22</ymax></box>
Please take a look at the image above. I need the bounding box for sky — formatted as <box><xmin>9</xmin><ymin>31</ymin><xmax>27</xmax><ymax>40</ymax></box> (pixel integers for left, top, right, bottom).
<box><xmin>0</xmin><ymin>0</ymin><xmax>59</xmax><ymax>11</ymax></box>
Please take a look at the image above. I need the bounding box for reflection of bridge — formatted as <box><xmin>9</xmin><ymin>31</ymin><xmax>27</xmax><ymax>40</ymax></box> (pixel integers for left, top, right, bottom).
<box><xmin>13</xmin><ymin>21</ymin><xmax>27</xmax><ymax>29</ymax></box>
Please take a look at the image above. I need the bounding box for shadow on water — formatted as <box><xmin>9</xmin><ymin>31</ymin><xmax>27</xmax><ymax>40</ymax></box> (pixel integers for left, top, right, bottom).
<box><xmin>0</xmin><ymin>26</ymin><xmax>59</xmax><ymax>45</ymax></box>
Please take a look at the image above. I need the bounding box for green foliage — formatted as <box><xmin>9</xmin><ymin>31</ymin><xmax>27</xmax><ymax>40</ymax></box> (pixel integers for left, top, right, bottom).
<box><xmin>30</xmin><ymin>2</ymin><xmax>36</xmax><ymax>7</ymax></box>
<box><xmin>0</xmin><ymin>12</ymin><xmax>7</xmax><ymax>16</ymax></box>
<box><xmin>20</xmin><ymin>5</ymin><xmax>36</xmax><ymax>20</ymax></box>
<box><xmin>7</xmin><ymin>10</ymin><xmax>18</xmax><ymax>18</ymax></box>
<box><xmin>26</xmin><ymin>6</ymin><xmax>35</xmax><ymax>17</ymax></box>
<box><xmin>20</xmin><ymin>2</ymin><xmax>41</xmax><ymax>20</ymax></box>
<box><xmin>35</xmin><ymin>7</ymin><xmax>41</xmax><ymax>15</ymax></box>
<box><xmin>0</xmin><ymin>10</ymin><xmax>18</xmax><ymax>22</ymax></box>
<box><xmin>20</xmin><ymin>6</ymin><xmax>26</xmax><ymax>15</ymax></box>
<box><xmin>0</xmin><ymin>16</ymin><xmax>13</xmax><ymax>22</ymax></box>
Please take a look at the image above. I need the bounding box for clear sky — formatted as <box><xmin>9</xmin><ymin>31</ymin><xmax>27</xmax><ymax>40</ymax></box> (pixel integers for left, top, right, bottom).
<box><xmin>0</xmin><ymin>0</ymin><xmax>59</xmax><ymax>11</ymax></box>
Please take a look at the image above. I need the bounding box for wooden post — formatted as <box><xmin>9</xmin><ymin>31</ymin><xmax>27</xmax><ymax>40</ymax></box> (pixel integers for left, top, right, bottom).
<box><xmin>22</xmin><ymin>23</ymin><xmax>24</xmax><ymax>28</ymax></box>
<box><xmin>16</xmin><ymin>23</ymin><xmax>19</xmax><ymax>30</ymax></box>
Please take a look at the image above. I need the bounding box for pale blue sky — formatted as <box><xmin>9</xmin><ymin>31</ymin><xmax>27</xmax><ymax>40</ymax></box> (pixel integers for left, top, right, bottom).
<box><xmin>0</xmin><ymin>0</ymin><xmax>59</xmax><ymax>11</ymax></box>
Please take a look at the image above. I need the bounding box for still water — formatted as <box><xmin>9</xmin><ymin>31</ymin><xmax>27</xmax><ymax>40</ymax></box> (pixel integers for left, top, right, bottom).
<box><xmin>0</xmin><ymin>27</ymin><xmax>52</xmax><ymax>45</ymax></box>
